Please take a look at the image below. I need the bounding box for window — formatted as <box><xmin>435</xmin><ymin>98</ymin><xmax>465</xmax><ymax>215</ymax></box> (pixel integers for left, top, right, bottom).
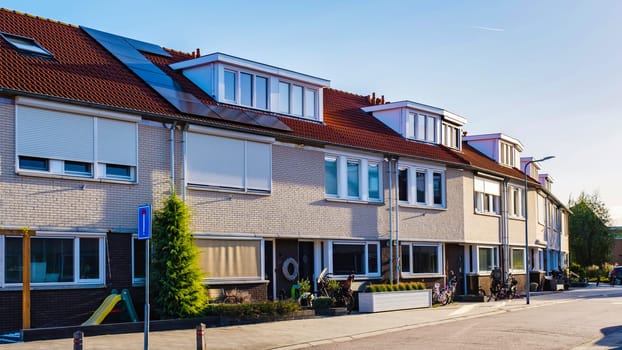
<box><xmin>324</xmin><ymin>154</ymin><xmax>382</xmax><ymax>202</ymax></box>
<box><xmin>331</xmin><ymin>241</ymin><xmax>380</xmax><ymax>276</ymax></box>
<box><xmin>499</xmin><ymin>142</ymin><xmax>515</xmax><ymax>167</ymax></box>
<box><xmin>279</xmin><ymin>81</ymin><xmax>318</xmax><ymax>119</ymax></box>
<box><xmin>240</xmin><ymin>72</ymin><xmax>252</xmax><ymax>106</ymax></box>
<box><xmin>15</xmin><ymin>102</ymin><xmax>138</xmax><ymax>182</ymax></box>
<box><xmin>279</xmin><ymin>81</ymin><xmax>290</xmax><ymax>113</ymax></box>
<box><xmin>509</xmin><ymin>186</ymin><xmax>524</xmax><ymax>218</ymax></box>
<box><xmin>401</xmin><ymin>243</ymin><xmax>442</xmax><ymax>275</ymax></box>
<box><xmin>132</xmin><ymin>238</ymin><xmax>146</xmax><ymax>284</ymax></box>
<box><xmin>1</xmin><ymin>32</ymin><xmax>52</xmax><ymax>57</ymax></box>
<box><xmin>478</xmin><ymin>246</ymin><xmax>498</xmax><ymax>273</ymax></box>
<box><xmin>442</xmin><ymin>123</ymin><xmax>461</xmax><ymax>150</ymax></box>
<box><xmin>64</xmin><ymin>161</ymin><xmax>92</xmax><ymax>176</ymax></box>
<box><xmin>398</xmin><ymin>163</ymin><xmax>445</xmax><ymax>208</ymax></box>
<box><xmin>2</xmin><ymin>234</ymin><xmax>104</xmax><ymax>286</ymax></box>
<box><xmin>537</xmin><ymin>194</ymin><xmax>546</xmax><ymax>224</ymax></box>
<box><xmin>186</xmin><ymin>129</ymin><xmax>272</xmax><ymax>193</ymax></box>
<box><xmin>510</xmin><ymin>248</ymin><xmax>525</xmax><ymax>271</ymax></box>
<box><xmin>408</xmin><ymin>112</ymin><xmax>439</xmax><ymax>143</ymax></box>
<box><xmin>324</xmin><ymin>157</ymin><xmax>338</xmax><ymax>196</ymax></box>
<box><xmin>368</xmin><ymin>163</ymin><xmax>380</xmax><ymax>200</ymax></box>
<box><xmin>195</xmin><ymin>238</ymin><xmax>262</xmax><ymax>281</ymax></box>
<box><xmin>18</xmin><ymin>156</ymin><xmax>48</xmax><ymax>171</ymax></box>
<box><xmin>224</xmin><ymin>70</ymin><xmax>236</xmax><ymax>102</ymax></box>
<box><xmin>256</xmin><ymin>76</ymin><xmax>268</xmax><ymax>110</ymax></box>
<box><xmin>347</xmin><ymin>160</ymin><xmax>360</xmax><ymax>198</ymax></box>
<box><xmin>474</xmin><ymin>177</ymin><xmax>500</xmax><ymax>215</ymax></box>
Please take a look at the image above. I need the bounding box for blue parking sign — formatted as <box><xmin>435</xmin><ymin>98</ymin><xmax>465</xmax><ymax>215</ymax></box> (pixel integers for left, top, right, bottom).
<box><xmin>138</xmin><ymin>204</ymin><xmax>151</xmax><ymax>240</ymax></box>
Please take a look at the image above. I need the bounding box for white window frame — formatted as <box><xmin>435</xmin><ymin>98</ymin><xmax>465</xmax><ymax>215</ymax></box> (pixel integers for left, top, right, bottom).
<box><xmin>0</xmin><ymin>232</ymin><xmax>106</xmax><ymax>288</ymax></box>
<box><xmin>474</xmin><ymin>177</ymin><xmax>501</xmax><ymax>215</ymax></box>
<box><xmin>407</xmin><ymin>112</ymin><xmax>441</xmax><ymax>144</ymax></box>
<box><xmin>510</xmin><ymin>247</ymin><xmax>526</xmax><ymax>272</ymax></box>
<box><xmin>400</xmin><ymin>242</ymin><xmax>443</xmax><ymax>277</ymax></box>
<box><xmin>193</xmin><ymin>236</ymin><xmax>265</xmax><ymax>284</ymax></box>
<box><xmin>537</xmin><ymin>194</ymin><xmax>546</xmax><ymax>224</ymax></box>
<box><xmin>442</xmin><ymin>122</ymin><xmax>462</xmax><ymax>150</ymax></box>
<box><xmin>324</xmin><ymin>151</ymin><xmax>383</xmax><ymax>203</ymax></box>
<box><xmin>14</xmin><ymin>98</ymin><xmax>139</xmax><ymax>183</ymax></box>
<box><xmin>186</xmin><ymin>126</ymin><xmax>274</xmax><ymax>194</ymax></box>
<box><xmin>509</xmin><ymin>185</ymin><xmax>525</xmax><ymax>218</ymax></box>
<box><xmin>499</xmin><ymin>141</ymin><xmax>515</xmax><ymax>167</ymax></box>
<box><xmin>278</xmin><ymin>79</ymin><xmax>318</xmax><ymax>119</ymax></box>
<box><xmin>328</xmin><ymin>240</ymin><xmax>381</xmax><ymax>278</ymax></box>
<box><xmin>398</xmin><ymin>162</ymin><xmax>446</xmax><ymax>208</ymax></box>
<box><xmin>476</xmin><ymin>245</ymin><xmax>498</xmax><ymax>274</ymax></box>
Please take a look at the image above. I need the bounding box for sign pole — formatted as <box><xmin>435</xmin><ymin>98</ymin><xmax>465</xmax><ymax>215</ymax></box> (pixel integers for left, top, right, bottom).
<box><xmin>138</xmin><ymin>204</ymin><xmax>152</xmax><ymax>350</ymax></box>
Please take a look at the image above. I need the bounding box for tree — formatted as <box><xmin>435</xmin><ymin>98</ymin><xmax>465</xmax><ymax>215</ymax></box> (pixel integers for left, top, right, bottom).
<box><xmin>151</xmin><ymin>193</ymin><xmax>207</xmax><ymax>318</ymax></box>
<box><xmin>569</xmin><ymin>192</ymin><xmax>613</xmax><ymax>267</ymax></box>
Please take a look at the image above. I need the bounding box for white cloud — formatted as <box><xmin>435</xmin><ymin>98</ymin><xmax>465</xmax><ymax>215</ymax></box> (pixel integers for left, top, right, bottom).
<box><xmin>472</xmin><ymin>26</ymin><xmax>505</xmax><ymax>32</ymax></box>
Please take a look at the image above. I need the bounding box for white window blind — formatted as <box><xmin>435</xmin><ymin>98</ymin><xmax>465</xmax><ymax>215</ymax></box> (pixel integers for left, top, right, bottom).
<box><xmin>474</xmin><ymin>177</ymin><xmax>500</xmax><ymax>195</ymax></box>
<box><xmin>16</xmin><ymin>106</ymin><xmax>94</xmax><ymax>162</ymax></box>
<box><xmin>186</xmin><ymin>132</ymin><xmax>272</xmax><ymax>191</ymax></box>
<box><xmin>97</xmin><ymin>118</ymin><xmax>137</xmax><ymax>166</ymax></box>
<box><xmin>246</xmin><ymin>142</ymin><xmax>271</xmax><ymax>191</ymax></box>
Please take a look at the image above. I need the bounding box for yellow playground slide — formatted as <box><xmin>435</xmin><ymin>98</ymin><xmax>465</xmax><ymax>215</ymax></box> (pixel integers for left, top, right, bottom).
<box><xmin>81</xmin><ymin>293</ymin><xmax>122</xmax><ymax>326</ymax></box>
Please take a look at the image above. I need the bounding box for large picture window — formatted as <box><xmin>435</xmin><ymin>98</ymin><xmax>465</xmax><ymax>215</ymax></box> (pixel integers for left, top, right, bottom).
<box><xmin>397</xmin><ymin>163</ymin><xmax>445</xmax><ymax>208</ymax></box>
<box><xmin>195</xmin><ymin>238</ymin><xmax>262</xmax><ymax>281</ymax></box>
<box><xmin>477</xmin><ymin>246</ymin><xmax>498</xmax><ymax>273</ymax></box>
<box><xmin>324</xmin><ymin>154</ymin><xmax>382</xmax><ymax>202</ymax></box>
<box><xmin>15</xmin><ymin>100</ymin><xmax>138</xmax><ymax>182</ymax></box>
<box><xmin>186</xmin><ymin>128</ymin><xmax>273</xmax><ymax>193</ymax></box>
<box><xmin>331</xmin><ymin>241</ymin><xmax>380</xmax><ymax>276</ymax></box>
<box><xmin>510</xmin><ymin>248</ymin><xmax>525</xmax><ymax>271</ymax></box>
<box><xmin>401</xmin><ymin>243</ymin><xmax>442</xmax><ymax>275</ymax></box>
<box><xmin>2</xmin><ymin>234</ymin><xmax>105</xmax><ymax>286</ymax></box>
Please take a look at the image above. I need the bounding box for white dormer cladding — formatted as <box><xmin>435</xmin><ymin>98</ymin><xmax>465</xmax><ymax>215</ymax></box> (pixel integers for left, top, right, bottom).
<box><xmin>521</xmin><ymin>157</ymin><xmax>542</xmax><ymax>179</ymax></box>
<box><xmin>169</xmin><ymin>52</ymin><xmax>330</xmax><ymax>122</ymax></box>
<box><xmin>361</xmin><ymin>100</ymin><xmax>466</xmax><ymax>150</ymax></box>
<box><xmin>464</xmin><ymin>133</ymin><xmax>524</xmax><ymax>168</ymax></box>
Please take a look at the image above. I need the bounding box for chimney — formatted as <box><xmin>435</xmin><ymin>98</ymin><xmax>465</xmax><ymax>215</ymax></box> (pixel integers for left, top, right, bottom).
<box><xmin>381</xmin><ymin>95</ymin><xmax>385</xmax><ymax>104</ymax></box>
<box><xmin>195</xmin><ymin>48</ymin><xmax>201</xmax><ymax>57</ymax></box>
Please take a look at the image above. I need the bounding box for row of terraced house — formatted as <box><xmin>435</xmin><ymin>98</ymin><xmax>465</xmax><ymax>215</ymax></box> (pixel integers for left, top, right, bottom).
<box><xmin>0</xmin><ymin>8</ymin><xmax>569</xmax><ymax>333</ymax></box>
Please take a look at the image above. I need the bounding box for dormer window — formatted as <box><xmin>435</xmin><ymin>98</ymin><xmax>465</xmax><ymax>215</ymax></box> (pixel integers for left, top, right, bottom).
<box><xmin>169</xmin><ymin>53</ymin><xmax>328</xmax><ymax>122</ymax></box>
<box><xmin>361</xmin><ymin>101</ymin><xmax>466</xmax><ymax>149</ymax></box>
<box><xmin>408</xmin><ymin>112</ymin><xmax>439</xmax><ymax>143</ymax></box>
<box><xmin>1</xmin><ymin>32</ymin><xmax>52</xmax><ymax>57</ymax></box>
<box><xmin>442</xmin><ymin>122</ymin><xmax>462</xmax><ymax>150</ymax></box>
<box><xmin>499</xmin><ymin>141</ymin><xmax>515</xmax><ymax>167</ymax></box>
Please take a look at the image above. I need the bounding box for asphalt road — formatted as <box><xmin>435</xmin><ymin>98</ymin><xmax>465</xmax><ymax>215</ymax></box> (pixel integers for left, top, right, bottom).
<box><xmin>309</xmin><ymin>286</ymin><xmax>622</xmax><ymax>350</ymax></box>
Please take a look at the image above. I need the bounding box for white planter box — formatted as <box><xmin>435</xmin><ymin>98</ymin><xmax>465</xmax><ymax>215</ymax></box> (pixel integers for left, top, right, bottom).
<box><xmin>358</xmin><ymin>289</ymin><xmax>432</xmax><ymax>313</ymax></box>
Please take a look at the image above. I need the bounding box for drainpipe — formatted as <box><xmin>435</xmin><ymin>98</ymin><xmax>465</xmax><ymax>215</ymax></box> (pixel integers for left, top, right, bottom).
<box><xmin>394</xmin><ymin>158</ymin><xmax>400</xmax><ymax>284</ymax></box>
<box><xmin>501</xmin><ymin>179</ymin><xmax>509</xmax><ymax>279</ymax></box>
<box><xmin>181</xmin><ymin>124</ymin><xmax>188</xmax><ymax>201</ymax></box>
<box><xmin>169</xmin><ymin>122</ymin><xmax>176</xmax><ymax>193</ymax></box>
<box><xmin>387</xmin><ymin>158</ymin><xmax>394</xmax><ymax>284</ymax></box>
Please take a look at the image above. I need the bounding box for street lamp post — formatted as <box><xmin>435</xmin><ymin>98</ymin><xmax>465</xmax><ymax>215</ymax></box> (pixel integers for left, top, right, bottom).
<box><xmin>524</xmin><ymin>156</ymin><xmax>555</xmax><ymax>305</ymax></box>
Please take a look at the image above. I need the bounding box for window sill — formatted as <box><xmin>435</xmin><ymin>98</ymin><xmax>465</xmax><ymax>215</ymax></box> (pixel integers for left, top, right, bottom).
<box><xmin>324</xmin><ymin>197</ymin><xmax>383</xmax><ymax>205</ymax></box>
<box><xmin>401</xmin><ymin>273</ymin><xmax>443</xmax><ymax>278</ymax></box>
<box><xmin>187</xmin><ymin>184</ymin><xmax>271</xmax><ymax>196</ymax></box>
<box><xmin>509</xmin><ymin>216</ymin><xmax>525</xmax><ymax>221</ymax></box>
<box><xmin>204</xmin><ymin>279</ymin><xmax>269</xmax><ymax>285</ymax></box>
<box><xmin>0</xmin><ymin>283</ymin><xmax>106</xmax><ymax>291</ymax></box>
<box><xmin>398</xmin><ymin>203</ymin><xmax>446</xmax><ymax>211</ymax></box>
<box><xmin>474</xmin><ymin>211</ymin><xmax>501</xmax><ymax>218</ymax></box>
<box><xmin>16</xmin><ymin>170</ymin><xmax>136</xmax><ymax>185</ymax></box>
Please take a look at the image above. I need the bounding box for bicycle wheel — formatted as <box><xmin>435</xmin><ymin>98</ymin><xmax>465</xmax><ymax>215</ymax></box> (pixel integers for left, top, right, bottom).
<box><xmin>344</xmin><ymin>294</ymin><xmax>354</xmax><ymax>314</ymax></box>
<box><xmin>439</xmin><ymin>291</ymin><xmax>448</xmax><ymax>306</ymax></box>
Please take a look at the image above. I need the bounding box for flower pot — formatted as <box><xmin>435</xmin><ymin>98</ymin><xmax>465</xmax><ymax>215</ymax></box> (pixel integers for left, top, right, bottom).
<box><xmin>358</xmin><ymin>289</ymin><xmax>432</xmax><ymax>313</ymax></box>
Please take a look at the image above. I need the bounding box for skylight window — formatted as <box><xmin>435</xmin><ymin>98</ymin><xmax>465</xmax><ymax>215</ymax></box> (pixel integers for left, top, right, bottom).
<box><xmin>1</xmin><ymin>32</ymin><xmax>52</xmax><ymax>57</ymax></box>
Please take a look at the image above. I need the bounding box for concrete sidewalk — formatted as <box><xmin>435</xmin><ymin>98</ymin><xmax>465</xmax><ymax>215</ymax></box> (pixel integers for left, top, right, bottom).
<box><xmin>0</xmin><ymin>297</ymin><xmax>616</xmax><ymax>349</ymax></box>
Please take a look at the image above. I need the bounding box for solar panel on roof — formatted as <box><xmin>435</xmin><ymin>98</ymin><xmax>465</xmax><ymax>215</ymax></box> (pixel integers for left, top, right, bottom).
<box><xmin>81</xmin><ymin>26</ymin><xmax>290</xmax><ymax>132</ymax></box>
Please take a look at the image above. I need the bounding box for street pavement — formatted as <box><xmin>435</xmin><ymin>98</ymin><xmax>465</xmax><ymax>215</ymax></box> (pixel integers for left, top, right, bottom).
<box><xmin>2</xmin><ymin>286</ymin><xmax>621</xmax><ymax>350</ymax></box>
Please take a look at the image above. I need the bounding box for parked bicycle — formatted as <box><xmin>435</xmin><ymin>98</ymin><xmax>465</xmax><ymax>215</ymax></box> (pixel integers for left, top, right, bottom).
<box><xmin>432</xmin><ymin>282</ymin><xmax>448</xmax><ymax>305</ymax></box>
<box><xmin>487</xmin><ymin>268</ymin><xmax>517</xmax><ymax>301</ymax></box>
<box><xmin>317</xmin><ymin>268</ymin><xmax>354</xmax><ymax>313</ymax></box>
<box><xmin>432</xmin><ymin>271</ymin><xmax>458</xmax><ymax>306</ymax></box>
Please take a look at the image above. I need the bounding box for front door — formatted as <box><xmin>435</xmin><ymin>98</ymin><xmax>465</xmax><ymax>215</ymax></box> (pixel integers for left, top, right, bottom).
<box><xmin>298</xmin><ymin>242</ymin><xmax>315</xmax><ymax>283</ymax></box>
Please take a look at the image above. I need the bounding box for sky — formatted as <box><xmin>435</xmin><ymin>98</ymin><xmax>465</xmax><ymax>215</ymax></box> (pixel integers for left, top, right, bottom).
<box><xmin>3</xmin><ymin>0</ymin><xmax>622</xmax><ymax>225</ymax></box>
